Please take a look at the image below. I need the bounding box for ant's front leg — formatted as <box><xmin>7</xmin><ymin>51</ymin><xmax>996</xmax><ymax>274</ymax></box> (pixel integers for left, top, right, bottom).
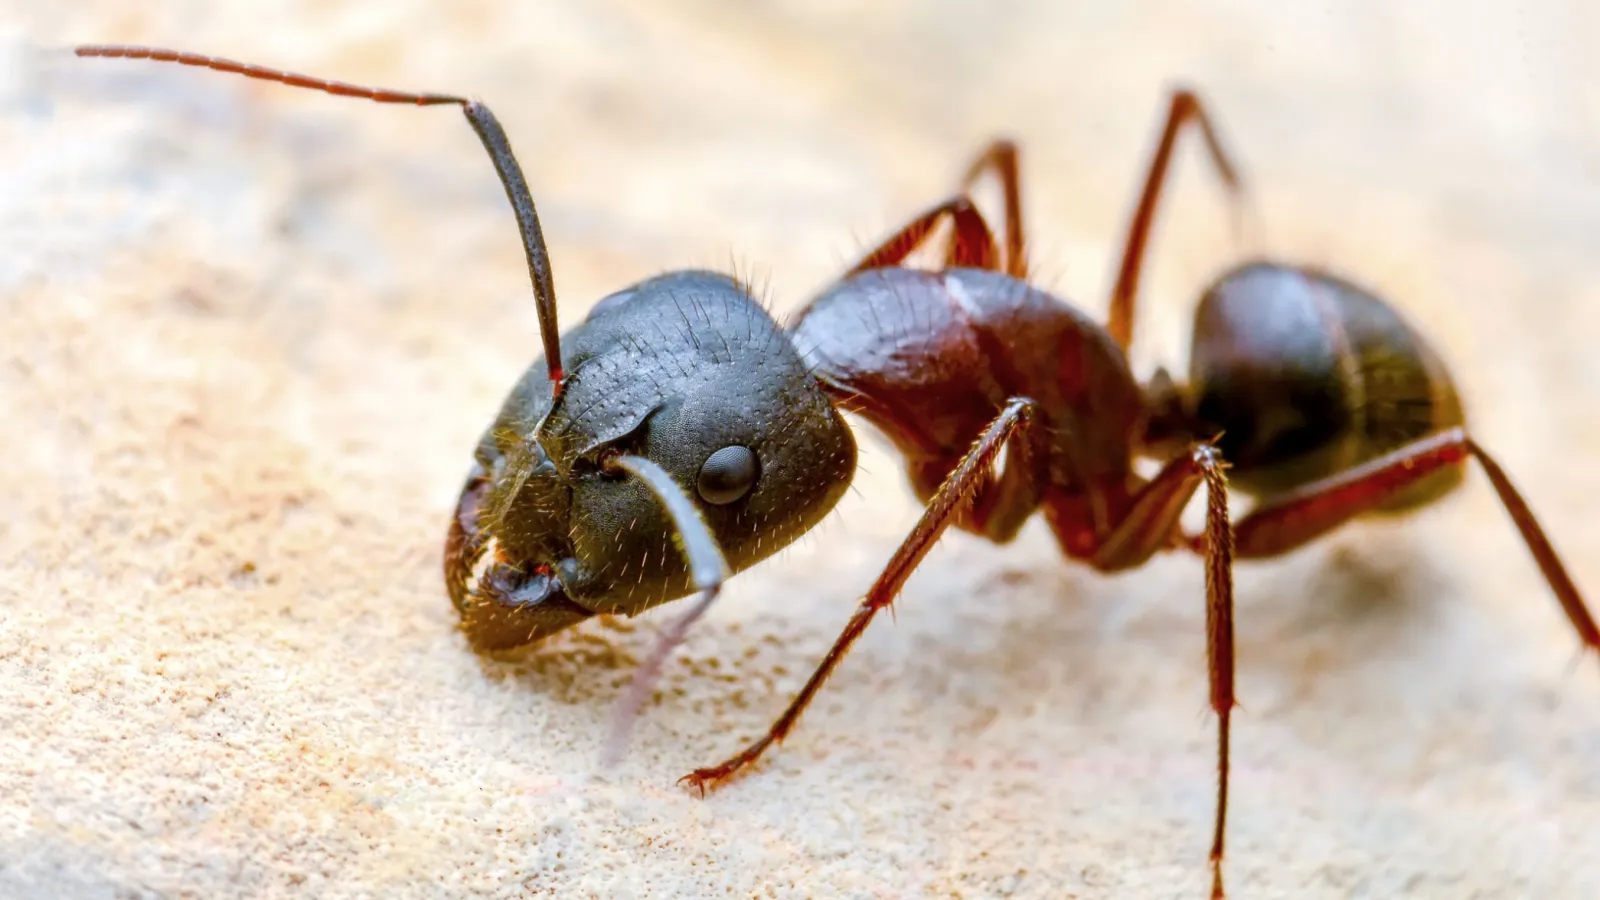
<box><xmin>905</xmin><ymin>399</ymin><xmax>1053</xmax><ymax>544</ymax></box>
<box><xmin>680</xmin><ymin>397</ymin><xmax>1037</xmax><ymax>792</ymax></box>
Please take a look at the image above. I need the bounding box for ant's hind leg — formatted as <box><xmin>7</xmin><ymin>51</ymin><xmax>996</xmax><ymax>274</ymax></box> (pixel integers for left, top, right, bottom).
<box><xmin>1221</xmin><ymin>427</ymin><xmax>1600</xmax><ymax>659</ymax></box>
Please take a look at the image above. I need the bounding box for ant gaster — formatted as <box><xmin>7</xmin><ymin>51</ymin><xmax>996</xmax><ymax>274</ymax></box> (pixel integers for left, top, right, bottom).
<box><xmin>77</xmin><ymin>46</ymin><xmax>1598</xmax><ymax>899</ymax></box>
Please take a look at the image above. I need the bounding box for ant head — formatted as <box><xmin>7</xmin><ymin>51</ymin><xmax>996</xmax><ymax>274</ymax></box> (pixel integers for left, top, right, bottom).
<box><xmin>68</xmin><ymin>44</ymin><xmax>854</xmax><ymax>657</ymax></box>
<box><xmin>468</xmin><ymin>270</ymin><xmax>856</xmax><ymax>640</ymax></box>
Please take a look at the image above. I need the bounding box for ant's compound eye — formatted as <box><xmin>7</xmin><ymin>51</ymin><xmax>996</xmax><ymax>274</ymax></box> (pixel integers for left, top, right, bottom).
<box><xmin>696</xmin><ymin>446</ymin><xmax>759</xmax><ymax>505</ymax></box>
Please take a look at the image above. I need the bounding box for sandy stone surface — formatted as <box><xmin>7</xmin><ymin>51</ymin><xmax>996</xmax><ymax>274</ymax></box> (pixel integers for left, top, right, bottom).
<box><xmin>4</xmin><ymin>2</ymin><xmax>1599</xmax><ymax>897</ymax></box>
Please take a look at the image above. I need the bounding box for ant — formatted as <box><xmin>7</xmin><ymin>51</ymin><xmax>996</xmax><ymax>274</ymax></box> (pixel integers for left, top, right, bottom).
<box><xmin>74</xmin><ymin>45</ymin><xmax>1597</xmax><ymax>899</ymax></box>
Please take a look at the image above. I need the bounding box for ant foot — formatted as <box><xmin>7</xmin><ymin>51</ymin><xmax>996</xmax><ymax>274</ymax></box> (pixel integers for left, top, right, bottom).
<box><xmin>678</xmin><ymin>736</ymin><xmax>777</xmax><ymax>796</ymax></box>
<box><xmin>677</xmin><ymin>768</ymin><xmax>727</xmax><ymax>797</ymax></box>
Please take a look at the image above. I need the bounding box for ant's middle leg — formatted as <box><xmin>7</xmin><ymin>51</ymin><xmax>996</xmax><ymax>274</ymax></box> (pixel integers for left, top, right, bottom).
<box><xmin>1040</xmin><ymin>444</ymin><xmax>1238</xmax><ymax>898</ymax></box>
<box><xmin>956</xmin><ymin>139</ymin><xmax>1028</xmax><ymax>278</ymax></box>
<box><xmin>843</xmin><ymin>137</ymin><xmax>1025</xmax><ymax>278</ymax></box>
<box><xmin>1106</xmin><ymin>87</ymin><xmax>1249</xmax><ymax>352</ymax></box>
<box><xmin>844</xmin><ymin>195</ymin><xmax>1002</xmax><ymax>275</ymax></box>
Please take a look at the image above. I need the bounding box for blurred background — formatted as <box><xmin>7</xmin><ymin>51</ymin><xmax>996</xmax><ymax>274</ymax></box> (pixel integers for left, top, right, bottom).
<box><xmin>3</xmin><ymin>2</ymin><xmax>1598</xmax><ymax>898</ymax></box>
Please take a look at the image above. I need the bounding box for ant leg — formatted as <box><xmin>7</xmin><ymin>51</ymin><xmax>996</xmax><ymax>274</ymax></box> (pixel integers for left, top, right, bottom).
<box><xmin>1223</xmin><ymin>427</ymin><xmax>1600</xmax><ymax>657</ymax></box>
<box><xmin>1061</xmin><ymin>444</ymin><xmax>1236</xmax><ymax>899</ymax></box>
<box><xmin>845</xmin><ymin>196</ymin><xmax>1000</xmax><ymax>274</ymax></box>
<box><xmin>1105</xmin><ymin>88</ymin><xmax>1248</xmax><ymax>351</ymax></box>
<box><xmin>1078</xmin><ymin>446</ymin><xmax>1226</xmax><ymax>572</ymax></box>
<box><xmin>905</xmin><ymin>399</ymin><xmax>1055</xmax><ymax>544</ymax></box>
<box><xmin>956</xmin><ymin>139</ymin><xmax>1028</xmax><ymax>278</ymax></box>
<box><xmin>680</xmin><ymin>397</ymin><xmax>1038</xmax><ymax>793</ymax></box>
<box><xmin>958</xmin><ymin>409</ymin><xmax>1050</xmax><ymax>542</ymax></box>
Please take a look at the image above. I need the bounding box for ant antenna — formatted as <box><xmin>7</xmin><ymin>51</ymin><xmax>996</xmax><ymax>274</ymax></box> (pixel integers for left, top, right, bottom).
<box><xmin>598</xmin><ymin>453</ymin><xmax>730</xmax><ymax>766</ymax></box>
<box><xmin>74</xmin><ymin>44</ymin><xmax>569</xmax><ymax>399</ymax></box>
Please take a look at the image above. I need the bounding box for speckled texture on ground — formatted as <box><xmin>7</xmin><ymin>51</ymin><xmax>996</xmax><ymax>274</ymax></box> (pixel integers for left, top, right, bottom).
<box><xmin>3</xmin><ymin>2</ymin><xmax>1599</xmax><ymax>898</ymax></box>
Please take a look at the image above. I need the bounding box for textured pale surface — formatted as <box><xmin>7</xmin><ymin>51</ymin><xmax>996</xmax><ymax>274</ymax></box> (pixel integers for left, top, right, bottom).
<box><xmin>4</xmin><ymin>3</ymin><xmax>1600</xmax><ymax>898</ymax></box>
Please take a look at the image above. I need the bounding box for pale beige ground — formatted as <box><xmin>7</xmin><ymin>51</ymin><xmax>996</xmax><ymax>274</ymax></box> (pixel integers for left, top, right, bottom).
<box><xmin>4</xmin><ymin>2</ymin><xmax>1600</xmax><ymax>898</ymax></box>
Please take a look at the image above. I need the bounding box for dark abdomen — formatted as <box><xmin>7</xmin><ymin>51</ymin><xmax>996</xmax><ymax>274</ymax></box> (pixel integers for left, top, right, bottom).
<box><xmin>1189</xmin><ymin>262</ymin><xmax>1466</xmax><ymax>510</ymax></box>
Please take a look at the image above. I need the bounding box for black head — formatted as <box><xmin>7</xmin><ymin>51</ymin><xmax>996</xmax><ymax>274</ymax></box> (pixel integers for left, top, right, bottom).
<box><xmin>454</xmin><ymin>270</ymin><xmax>856</xmax><ymax>648</ymax></box>
<box><xmin>64</xmin><ymin>47</ymin><xmax>855</xmax><ymax>652</ymax></box>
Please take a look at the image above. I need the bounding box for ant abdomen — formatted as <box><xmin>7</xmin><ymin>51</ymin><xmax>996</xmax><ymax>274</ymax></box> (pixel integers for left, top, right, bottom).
<box><xmin>1183</xmin><ymin>261</ymin><xmax>1467</xmax><ymax>508</ymax></box>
